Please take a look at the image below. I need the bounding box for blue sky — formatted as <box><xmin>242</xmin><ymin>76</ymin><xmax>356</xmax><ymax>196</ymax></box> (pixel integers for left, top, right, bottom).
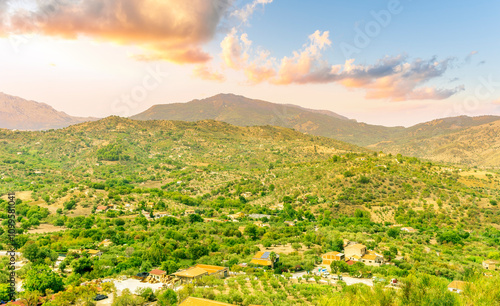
<box><xmin>0</xmin><ymin>0</ymin><xmax>499</xmax><ymax>126</ymax></box>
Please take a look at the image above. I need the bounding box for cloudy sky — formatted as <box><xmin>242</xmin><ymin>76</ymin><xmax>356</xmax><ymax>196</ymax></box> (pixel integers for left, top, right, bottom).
<box><xmin>1</xmin><ymin>0</ymin><xmax>499</xmax><ymax>126</ymax></box>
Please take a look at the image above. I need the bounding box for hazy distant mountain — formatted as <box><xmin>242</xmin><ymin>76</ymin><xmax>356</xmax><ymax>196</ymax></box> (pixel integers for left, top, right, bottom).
<box><xmin>0</xmin><ymin>92</ymin><xmax>98</xmax><ymax>130</ymax></box>
<box><xmin>131</xmin><ymin>93</ymin><xmax>401</xmax><ymax>146</ymax></box>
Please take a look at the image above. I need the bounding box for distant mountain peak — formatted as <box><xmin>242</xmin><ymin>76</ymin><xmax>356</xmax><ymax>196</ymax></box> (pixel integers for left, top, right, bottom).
<box><xmin>0</xmin><ymin>92</ymin><xmax>98</xmax><ymax>130</ymax></box>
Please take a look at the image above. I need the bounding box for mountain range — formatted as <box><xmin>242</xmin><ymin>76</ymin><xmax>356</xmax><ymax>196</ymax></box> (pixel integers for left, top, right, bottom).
<box><xmin>2</xmin><ymin>92</ymin><xmax>499</xmax><ymax>167</ymax></box>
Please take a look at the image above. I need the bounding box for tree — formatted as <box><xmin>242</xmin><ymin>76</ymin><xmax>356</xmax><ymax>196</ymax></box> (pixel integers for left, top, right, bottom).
<box><xmin>189</xmin><ymin>214</ymin><xmax>204</xmax><ymax>223</ymax></box>
<box><xmin>156</xmin><ymin>289</ymin><xmax>177</xmax><ymax>306</ymax></box>
<box><xmin>330</xmin><ymin>260</ymin><xmax>349</xmax><ymax>274</ymax></box>
<box><xmin>72</xmin><ymin>257</ymin><xmax>93</xmax><ymax>274</ymax></box>
<box><xmin>0</xmin><ymin>283</ymin><xmax>10</xmax><ymax>302</ymax></box>
<box><xmin>244</xmin><ymin>224</ymin><xmax>259</xmax><ymax>240</ymax></box>
<box><xmin>161</xmin><ymin>260</ymin><xmax>179</xmax><ymax>274</ymax></box>
<box><xmin>23</xmin><ymin>265</ymin><xmax>64</xmax><ymax>294</ymax></box>
<box><xmin>269</xmin><ymin>252</ymin><xmax>277</xmax><ymax>269</ymax></box>
<box><xmin>387</xmin><ymin>227</ymin><xmax>400</xmax><ymax>239</ymax></box>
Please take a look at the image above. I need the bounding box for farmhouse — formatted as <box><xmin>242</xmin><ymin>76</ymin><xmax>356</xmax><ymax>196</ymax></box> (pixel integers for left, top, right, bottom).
<box><xmin>321</xmin><ymin>251</ymin><xmax>345</xmax><ymax>265</ymax></box>
<box><xmin>150</xmin><ymin>269</ymin><xmax>166</xmax><ymax>281</ymax></box>
<box><xmin>96</xmin><ymin>205</ymin><xmax>108</xmax><ymax>212</ymax></box>
<box><xmin>482</xmin><ymin>259</ymin><xmax>499</xmax><ymax>271</ymax></box>
<box><xmin>344</xmin><ymin>244</ymin><xmax>367</xmax><ymax>260</ymax></box>
<box><xmin>86</xmin><ymin>250</ymin><xmax>102</xmax><ymax>257</ymax></box>
<box><xmin>173</xmin><ymin>264</ymin><xmax>228</xmax><ymax>283</ymax></box>
<box><xmin>401</xmin><ymin>227</ymin><xmax>418</xmax><ymax>233</ymax></box>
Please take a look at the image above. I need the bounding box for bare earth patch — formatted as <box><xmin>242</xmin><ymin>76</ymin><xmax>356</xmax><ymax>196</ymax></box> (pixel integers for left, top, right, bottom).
<box><xmin>27</xmin><ymin>223</ymin><xmax>67</xmax><ymax>234</ymax></box>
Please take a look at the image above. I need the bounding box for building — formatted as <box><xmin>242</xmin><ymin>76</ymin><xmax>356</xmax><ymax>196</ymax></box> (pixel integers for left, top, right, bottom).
<box><xmin>247</xmin><ymin>214</ymin><xmax>271</xmax><ymax>220</ymax></box>
<box><xmin>401</xmin><ymin>227</ymin><xmax>418</xmax><ymax>233</ymax></box>
<box><xmin>250</xmin><ymin>251</ymin><xmax>279</xmax><ymax>267</ymax></box>
<box><xmin>86</xmin><ymin>250</ymin><xmax>103</xmax><ymax>257</ymax></box>
<box><xmin>185</xmin><ymin>210</ymin><xmax>196</xmax><ymax>215</ymax></box>
<box><xmin>344</xmin><ymin>244</ymin><xmax>367</xmax><ymax>260</ymax></box>
<box><xmin>179</xmin><ymin>297</ymin><xmax>235</xmax><ymax>306</ymax></box>
<box><xmin>173</xmin><ymin>264</ymin><xmax>228</xmax><ymax>283</ymax></box>
<box><xmin>447</xmin><ymin>281</ymin><xmax>469</xmax><ymax>293</ymax></box>
<box><xmin>360</xmin><ymin>254</ymin><xmax>384</xmax><ymax>266</ymax></box>
<box><xmin>284</xmin><ymin>221</ymin><xmax>295</xmax><ymax>227</ymax></box>
<box><xmin>229</xmin><ymin>212</ymin><xmax>245</xmax><ymax>220</ymax></box>
<box><xmin>96</xmin><ymin>205</ymin><xmax>108</xmax><ymax>213</ymax></box>
<box><xmin>150</xmin><ymin>269</ymin><xmax>166</xmax><ymax>281</ymax></box>
<box><xmin>99</xmin><ymin>239</ymin><xmax>113</xmax><ymax>247</ymax></box>
<box><xmin>482</xmin><ymin>259</ymin><xmax>499</xmax><ymax>271</ymax></box>
<box><xmin>321</xmin><ymin>251</ymin><xmax>345</xmax><ymax>265</ymax></box>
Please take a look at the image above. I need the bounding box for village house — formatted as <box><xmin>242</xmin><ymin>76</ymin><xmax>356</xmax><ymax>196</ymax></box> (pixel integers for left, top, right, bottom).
<box><xmin>150</xmin><ymin>269</ymin><xmax>167</xmax><ymax>281</ymax></box>
<box><xmin>173</xmin><ymin>264</ymin><xmax>228</xmax><ymax>283</ymax></box>
<box><xmin>86</xmin><ymin>250</ymin><xmax>103</xmax><ymax>258</ymax></box>
<box><xmin>250</xmin><ymin>251</ymin><xmax>279</xmax><ymax>267</ymax></box>
<box><xmin>344</xmin><ymin>244</ymin><xmax>367</xmax><ymax>260</ymax></box>
<box><xmin>401</xmin><ymin>227</ymin><xmax>418</xmax><ymax>233</ymax></box>
<box><xmin>321</xmin><ymin>251</ymin><xmax>345</xmax><ymax>265</ymax></box>
<box><xmin>247</xmin><ymin>214</ymin><xmax>271</xmax><ymax>220</ymax></box>
<box><xmin>98</xmin><ymin>239</ymin><xmax>113</xmax><ymax>247</ymax></box>
<box><xmin>185</xmin><ymin>209</ymin><xmax>196</xmax><ymax>215</ymax></box>
<box><xmin>482</xmin><ymin>259</ymin><xmax>499</xmax><ymax>271</ymax></box>
<box><xmin>229</xmin><ymin>212</ymin><xmax>245</xmax><ymax>220</ymax></box>
<box><xmin>96</xmin><ymin>205</ymin><xmax>108</xmax><ymax>213</ymax></box>
<box><xmin>447</xmin><ymin>280</ymin><xmax>469</xmax><ymax>293</ymax></box>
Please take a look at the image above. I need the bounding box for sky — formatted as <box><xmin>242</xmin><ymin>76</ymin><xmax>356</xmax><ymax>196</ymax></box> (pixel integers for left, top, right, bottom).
<box><xmin>1</xmin><ymin>0</ymin><xmax>500</xmax><ymax>127</ymax></box>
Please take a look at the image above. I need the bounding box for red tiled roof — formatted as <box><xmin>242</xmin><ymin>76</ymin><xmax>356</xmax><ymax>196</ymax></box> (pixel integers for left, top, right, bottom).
<box><xmin>150</xmin><ymin>269</ymin><xmax>166</xmax><ymax>275</ymax></box>
<box><xmin>346</xmin><ymin>260</ymin><xmax>355</xmax><ymax>265</ymax></box>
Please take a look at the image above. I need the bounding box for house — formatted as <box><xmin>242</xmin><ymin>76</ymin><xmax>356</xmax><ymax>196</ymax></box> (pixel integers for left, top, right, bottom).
<box><xmin>150</xmin><ymin>269</ymin><xmax>166</xmax><ymax>281</ymax></box>
<box><xmin>344</xmin><ymin>244</ymin><xmax>367</xmax><ymax>260</ymax></box>
<box><xmin>86</xmin><ymin>250</ymin><xmax>102</xmax><ymax>257</ymax></box>
<box><xmin>250</xmin><ymin>251</ymin><xmax>279</xmax><ymax>267</ymax></box>
<box><xmin>401</xmin><ymin>227</ymin><xmax>418</xmax><ymax>233</ymax></box>
<box><xmin>185</xmin><ymin>210</ymin><xmax>196</xmax><ymax>215</ymax></box>
<box><xmin>482</xmin><ymin>259</ymin><xmax>500</xmax><ymax>271</ymax></box>
<box><xmin>360</xmin><ymin>254</ymin><xmax>384</xmax><ymax>266</ymax></box>
<box><xmin>98</xmin><ymin>239</ymin><xmax>113</xmax><ymax>247</ymax></box>
<box><xmin>179</xmin><ymin>297</ymin><xmax>235</xmax><ymax>306</ymax></box>
<box><xmin>173</xmin><ymin>264</ymin><xmax>228</xmax><ymax>283</ymax></box>
<box><xmin>321</xmin><ymin>251</ymin><xmax>345</xmax><ymax>265</ymax></box>
<box><xmin>154</xmin><ymin>213</ymin><xmax>169</xmax><ymax>219</ymax></box>
<box><xmin>67</xmin><ymin>249</ymin><xmax>82</xmax><ymax>254</ymax></box>
<box><xmin>96</xmin><ymin>205</ymin><xmax>108</xmax><ymax>213</ymax></box>
<box><xmin>247</xmin><ymin>214</ymin><xmax>271</xmax><ymax>220</ymax></box>
<box><xmin>284</xmin><ymin>221</ymin><xmax>295</xmax><ymax>227</ymax></box>
<box><xmin>229</xmin><ymin>212</ymin><xmax>245</xmax><ymax>220</ymax></box>
<box><xmin>447</xmin><ymin>280</ymin><xmax>469</xmax><ymax>293</ymax></box>
<box><xmin>253</xmin><ymin>221</ymin><xmax>270</xmax><ymax>227</ymax></box>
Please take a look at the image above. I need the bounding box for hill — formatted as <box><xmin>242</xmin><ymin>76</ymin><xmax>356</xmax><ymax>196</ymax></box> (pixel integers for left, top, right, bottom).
<box><xmin>131</xmin><ymin>94</ymin><xmax>500</xmax><ymax>167</ymax></box>
<box><xmin>0</xmin><ymin>92</ymin><xmax>98</xmax><ymax>130</ymax></box>
<box><xmin>131</xmin><ymin>93</ymin><xmax>401</xmax><ymax>146</ymax></box>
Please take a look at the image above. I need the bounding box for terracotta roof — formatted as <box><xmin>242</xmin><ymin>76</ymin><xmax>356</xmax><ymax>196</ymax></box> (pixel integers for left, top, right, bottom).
<box><xmin>180</xmin><ymin>297</ymin><xmax>234</xmax><ymax>306</ymax></box>
<box><xmin>346</xmin><ymin>260</ymin><xmax>355</xmax><ymax>265</ymax></box>
<box><xmin>448</xmin><ymin>280</ymin><xmax>469</xmax><ymax>291</ymax></box>
<box><xmin>96</xmin><ymin>205</ymin><xmax>108</xmax><ymax>210</ymax></box>
<box><xmin>87</xmin><ymin>250</ymin><xmax>101</xmax><ymax>255</ymax></box>
<box><xmin>174</xmin><ymin>267</ymin><xmax>208</xmax><ymax>278</ymax></box>
<box><xmin>352</xmin><ymin>255</ymin><xmax>361</xmax><ymax>260</ymax></box>
<box><xmin>150</xmin><ymin>269</ymin><xmax>166</xmax><ymax>276</ymax></box>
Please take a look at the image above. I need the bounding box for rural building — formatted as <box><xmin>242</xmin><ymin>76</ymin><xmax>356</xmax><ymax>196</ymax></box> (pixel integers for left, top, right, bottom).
<box><xmin>321</xmin><ymin>251</ymin><xmax>345</xmax><ymax>265</ymax></box>
<box><xmin>360</xmin><ymin>254</ymin><xmax>384</xmax><ymax>266</ymax></box>
<box><xmin>284</xmin><ymin>221</ymin><xmax>295</xmax><ymax>226</ymax></box>
<box><xmin>149</xmin><ymin>269</ymin><xmax>166</xmax><ymax>281</ymax></box>
<box><xmin>401</xmin><ymin>227</ymin><xmax>418</xmax><ymax>233</ymax></box>
<box><xmin>247</xmin><ymin>214</ymin><xmax>271</xmax><ymax>219</ymax></box>
<box><xmin>447</xmin><ymin>280</ymin><xmax>469</xmax><ymax>293</ymax></box>
<box><xmin>173</xmin><ymin>264</ymin><xmax>228</xmax><ymax>283</ymax></box>
<box><xmin>344</xmin><ymin>244</ymin><xmax>367</xmax><ymax>260</ymax></box>
<box><xmin>96</xmin><ymin>205</ymin><xmax>108</xmax><ymax>212</ymax></box>
<box><xmin>86</xmin><ymin>250</ymin><xmax>102</xmax><ymax>257</ymax></box>
<box><xmin>482</xmin><ymin>259</ymin><xmax>499</xmax><ymax>271</ymax></box>
<box><xmin>229</xmin><ymin>212</ymin><xmax>245</xmax><ymax>220</ymax></box>
<box><xmin>185</xmin><ymin>210</ymin><xmax>196</xmax><ymax>215</ymax></box>
<box><xmin>179</xmin><ymin>297</ymin><xmax>235</xmax><ymax>306</ymax></box>
<box><xmin>99</xmin><ymin>239</ymin><xmax>113</xmax><ymax>247</ymax></box>
<box><xmin>250</xmin><ymin>251</ymin><xmax>279</xmax><ymax>267</ymax></box>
